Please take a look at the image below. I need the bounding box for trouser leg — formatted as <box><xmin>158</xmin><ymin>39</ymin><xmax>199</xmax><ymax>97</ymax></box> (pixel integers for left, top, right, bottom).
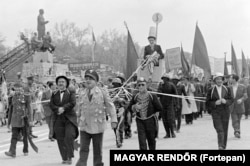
<box><xmin>22</xmin><ymin>126</ymin><xmax>28</xmax><ymax>153</ymax></box>
<box><xmin>92</xmin><ymin>133</ymin><xmax>104</xmax><ymax>166</ymax></box>
<box><xmin>64</xmin><ymin>121</ymin><xmax>76</xmax><ymax>158</ymax></box>
<box><xmin>145</xmin><ymin>117</ymin><xmax>157</xmax><ymax>150</ymax></box>
<box><xmin>76</xmin><ymin>131</ymin><xmax>91</xmax><ymax>166</ymax></box>
<box><xmin>9</xmin><ymin>127</ymin><xmax>20</xmax><ymax>155</ymax></box>
<box><xmin>136</xmin><ymin>118</ymin><xmax>147</xmax><ymax>150</ymax></box>
<box><xmin>212</xmin><ymin>110</ymin><xmax>225</xmax><ymax>148</ymax></box>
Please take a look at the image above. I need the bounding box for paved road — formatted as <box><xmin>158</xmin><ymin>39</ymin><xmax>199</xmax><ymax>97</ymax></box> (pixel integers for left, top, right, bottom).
<box><xmin>0</xmin><ymin>113</ymin><xmax>250</xmax><ymax>165</ymax></box>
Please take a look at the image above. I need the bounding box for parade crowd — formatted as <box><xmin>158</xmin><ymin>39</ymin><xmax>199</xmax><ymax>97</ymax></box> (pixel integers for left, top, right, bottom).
<box><xmin>1</xmin><ymin>69</ymin><xmax>250</xmax><ymax>165</ymax></box>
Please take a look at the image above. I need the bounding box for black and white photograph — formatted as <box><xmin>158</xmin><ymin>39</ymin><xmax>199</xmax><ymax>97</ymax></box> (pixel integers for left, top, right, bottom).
<box><xmin>0</xmin><ymin>0</ymin><xmax>250</xmax><ymax>165</ymax></box>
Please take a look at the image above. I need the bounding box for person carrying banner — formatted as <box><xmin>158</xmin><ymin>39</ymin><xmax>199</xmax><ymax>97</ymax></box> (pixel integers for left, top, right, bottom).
<box><xmin>109</xmin><ymin>77</ymin><xmax>129</xmax><ymax>148</ymax></box>
<box><xmin>206</xmin><ymin>73</ymin><xmax>233</xmax><ymax>150</ymax></box>
<box><xmin>128</xmin><ymin>77</ymin><xmax>162</xmax><ymax>150</ymax></box>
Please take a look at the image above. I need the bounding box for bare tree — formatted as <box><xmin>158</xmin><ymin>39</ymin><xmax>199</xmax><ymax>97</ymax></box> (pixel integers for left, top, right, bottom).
<box><xmin>52</xmin><ymin>20</ymin><xmax>89</xmax><ymax>62</ymax></box>
<box><xmin>0</xmin><ymin>33</ymin><xmax>6</xmax><ymax>57</ymax></box>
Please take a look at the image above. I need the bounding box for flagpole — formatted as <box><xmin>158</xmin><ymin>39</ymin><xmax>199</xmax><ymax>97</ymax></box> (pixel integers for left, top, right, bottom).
<box><xmin>91</xmin><ymin>27</ymin><xmax>95</xmax><ymax>63</ymax></box>
<box><xmin>155</xmin><ymin>22</ymin><xmax>158</xmax><ymax>44</ymax></box>
<box><xmin>124</xmin><ymin>21</ymin><xmax>129</xmax><ymax>31</ymax></box>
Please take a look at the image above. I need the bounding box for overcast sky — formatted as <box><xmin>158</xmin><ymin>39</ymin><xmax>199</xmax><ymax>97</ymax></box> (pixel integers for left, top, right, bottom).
<box><xmin>0</xmin><ymin>0</ymin><xmax>250</xmax><ymax>59</ymax></box>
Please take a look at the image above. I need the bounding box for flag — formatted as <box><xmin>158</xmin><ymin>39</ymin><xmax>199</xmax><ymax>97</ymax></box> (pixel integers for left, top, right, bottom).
<box><xmin>126</xmin><ymin>29</ymin><xmax>138</xmax><ymax>79</ymax></box>
<box><xmin>224</xmin><ymin>54</ymin><xmax>228</xmax><ymax>76</ymax></box>
<box><xmin>191</xmin><ymin>24</ymin><xmax>211</xmax><ymax>78</ymax></box>
<box><xmin>231</xmin><ymin>43</ymin><xmax>239</xmax><ymax>75</ymax></box>
<box><xmin>241</xmin><ymin>50</ymin><xmax>249</xmax><ymax>78</ymax></box>
<box><xmin>91</xmin><ymin>30</ymin><xmax>96</xmax><ymax>62</ymax></box>
<box><xmin>180</xmin><ymin>45</ymin><xmax>190</xmax><ymax>77</ymax></box>
<box><xmin>247</xmin><ymin>56</ymin><xmax>250</xmax><ymax>76</ymax></box>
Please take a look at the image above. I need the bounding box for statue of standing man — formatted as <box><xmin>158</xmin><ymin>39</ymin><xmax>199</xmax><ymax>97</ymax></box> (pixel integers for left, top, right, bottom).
<box><xmin>37</xmin><ymin>9</ymin><xmax>49</xmax><ymax>40</ymax></box>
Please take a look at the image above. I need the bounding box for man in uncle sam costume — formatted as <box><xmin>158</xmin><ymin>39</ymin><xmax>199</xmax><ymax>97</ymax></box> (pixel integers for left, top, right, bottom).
<box><xmin>142</xmin><ymin>26</ymin><xmax>164</xmax><ymax>74</ymax></box>
<box><xmin>206</xmin><ymin>73</ymin><xmax>233</xmax><ymax>150</ymax></box>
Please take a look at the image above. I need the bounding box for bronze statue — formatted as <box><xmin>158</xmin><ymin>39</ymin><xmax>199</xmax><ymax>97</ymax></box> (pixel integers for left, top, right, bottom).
<box><xmin>37</xmin><ymin>9</ymin><xmax>49</xmax><ymax>40</ymax></box>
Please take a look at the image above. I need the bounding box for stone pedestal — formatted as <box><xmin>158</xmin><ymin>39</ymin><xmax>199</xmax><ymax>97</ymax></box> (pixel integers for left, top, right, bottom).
<box><xmin>137</xmin><ymin>58</ymin><xmax>166</xmax><ymax>82</ymax></box>
<box><xmin>32</xmin><ymin>51</ymin><xmax>53</xmax><ymax>63</ymax></box>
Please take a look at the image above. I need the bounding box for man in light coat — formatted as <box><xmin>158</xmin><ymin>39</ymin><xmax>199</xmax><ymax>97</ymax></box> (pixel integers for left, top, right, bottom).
<box><xmin>76</xmin><ymin>69</ymin><xmax>117</xmax><ymax>166</ymax></box>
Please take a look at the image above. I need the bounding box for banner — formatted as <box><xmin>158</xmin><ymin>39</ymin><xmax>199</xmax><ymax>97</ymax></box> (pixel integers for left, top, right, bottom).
<box><xmin>165</xmin><ymin>47</ymin><xmax>181</xmax><ymax>70</ymax></box>
<box><xmin>191</xmin><ymin>24</ymin><xmax>211</xmax><ymax>76</ymax></box>
<box><xmin>126</xmin><ymin>29</ymin><xmax>139</xmax><ymax>79</ymax></box>
<box><xmin>191</xmin><ymin>65</ymin><xmax>204</xmax><ymax>81</ymax></box>
<box><xmin>209</xmin><ymin>57</ymin><xmax>224</xmax><ymax>75</ymax></box>
<box><xmin>68</xmin><ymin>62</ymin><xmax>100</xmax><ymax>73</ymax></box>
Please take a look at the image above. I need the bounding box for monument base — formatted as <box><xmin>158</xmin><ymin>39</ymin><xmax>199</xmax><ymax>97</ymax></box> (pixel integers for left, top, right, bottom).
<box><xmin>137</xmin><ymin>58</ymin><xmax>165</xmax><ymax>82</ymax></box>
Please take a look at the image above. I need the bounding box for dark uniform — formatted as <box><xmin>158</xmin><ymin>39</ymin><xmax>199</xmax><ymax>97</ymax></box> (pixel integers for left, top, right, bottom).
<box><xmin>158</xmin><ymin>80</ymin><xmax>178</xmax><ymax>138</ymax></box>
<box><xmin>5</xmin><ymin>83</ymin><xmax>32</xmax><ymax>157</ymax></box>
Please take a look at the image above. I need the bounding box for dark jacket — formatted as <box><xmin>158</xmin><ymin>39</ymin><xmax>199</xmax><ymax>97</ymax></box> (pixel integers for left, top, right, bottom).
<box><xmin>206</xmin><ymin>85</ymin><xmax>233</xmax><ymax>114</ymax></box>
<box><xmin>144</xmin><ymin>44</ymin><xmax>164</xmax><ymax>59</ymax></box>
<box><xmin>244</xmin><ymin>84</ymin><xmax>250</xmax><ymax>112</ymax></box>
<box><xmin>229</xmin><ymin>84</ymin><xmax>247</xmax><ymax>114</ymax></box>
<box><xmin>11</xmin><ymin>93</ymin><xmax>32</xmax><ymax>128</ymax></box>
<box><xmin>128</xmin><ymin>92</ymin><xmax>163</xmax><ymax>119</ymax></box>
<box><xmin>50</xmin><ymin>89</ymin><xmax>79</xmax><ymax>139</ymax></box>
<box><xmin>158</xmin><ymin>82</ymin><xmax>178</xmax><ymax>108</ymax></box>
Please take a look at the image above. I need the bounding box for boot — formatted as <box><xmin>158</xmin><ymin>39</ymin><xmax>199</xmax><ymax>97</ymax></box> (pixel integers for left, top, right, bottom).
<box><xmin>163</xmin><ymin>132</ymin><xmax>171</xmax><ymax>138</ymax></box>
<box><xmin>5</xmin><ymin>151</ymin><xmax>16</xmax><ymax>158</ymax></box>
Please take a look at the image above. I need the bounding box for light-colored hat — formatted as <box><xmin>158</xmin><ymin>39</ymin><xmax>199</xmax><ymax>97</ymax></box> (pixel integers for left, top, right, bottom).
<box><xmin>148</xmin><ymin>26</ymin><xmax>156</xmax><ymax>39</ymax></box>
<box><xmin>172</xmin><ymin>75</ymin><xmax>180</xmax><ymax>80</ymax></box>
<box><xmin>112</xmin><ymin>78</ymin><xmax>122</xmax><ymax>85</ymax></box>
<box><xmin>213</xmin><ymin>72</ymin><xmax>224</xmax><ymax>80</ymax></box>
<box><xmin>137</xmin><ymin>77</ymin><xmax>147</xmax><ymax>84</ymax></box>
